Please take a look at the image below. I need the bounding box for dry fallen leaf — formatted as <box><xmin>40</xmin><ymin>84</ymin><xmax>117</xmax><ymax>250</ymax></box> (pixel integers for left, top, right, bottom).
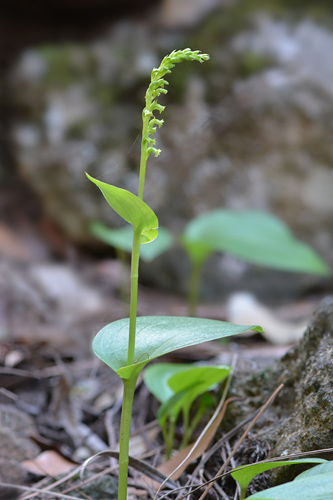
<box><xmin>22</xmin><ymin>450</ymin><xmax>77</xmax><ymax>477</ymax></box>
<box><xmin>0</xmin><ymin>224</ymin><xmax>28</xmax><ymax>261</ymax></box>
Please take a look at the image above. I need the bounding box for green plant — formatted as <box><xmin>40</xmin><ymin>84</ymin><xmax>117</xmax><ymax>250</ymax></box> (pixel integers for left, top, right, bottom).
<box><xmin>182</xmin><ymin>209</ymin><xmax>330</xmax><ymax>316</ymax></box>
<box><xmin>232</xmin><ymin>458</ymin><xmax>333</xmax><ymax>499</ymax></box>
<box><xmin>230</xmin><ymin>458</ymin><xmax>327</xmax><ymax>499</ymax></box>
<box><xmin>86</xmin><ymin>48</ymin><xmax>263</xmax><ymax>500</ymax></box>
<box><xmin>144</xmin><ymin>362</ymin><xmax>230</xmax><ymax>457</ymax></box>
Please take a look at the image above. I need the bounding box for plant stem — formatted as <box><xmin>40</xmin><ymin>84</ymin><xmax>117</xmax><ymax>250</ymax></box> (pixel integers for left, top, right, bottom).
<box><xmin>185</xmin><ymin>402</ymin><xmax>207</xmax><ymax>446</ymax></box>
<box><xmin>180</xmin><ymin>407</ymin><xmax>191</xmax><ymax>449</ymax></box>
<box><xmin>120</xmin><ymin>235</ymin><xmax>143</xmax><ymax>500</ymax></box>
<box><xmin>117</xmin><ymin>373</ymin><xmax>138</xmax><ymax>500</ymax></box>
<box><xmin>120</xmin><ymin>74</ymin><xmax>151</xmax><ymax>499</ymax></box>
<box><xmin>188</xmin><ymin>259</ymin><xmax>205</xmax><ymax>317</ymax></box>
<box><xmin>128</xmin><ymin>228</ymin><xmax>141</xmax><ymax>366</ymax></box>
<box><xmin>166</xmin><ymin>418</ymin><xmax>177</xmax><ymax>459</ymax></box>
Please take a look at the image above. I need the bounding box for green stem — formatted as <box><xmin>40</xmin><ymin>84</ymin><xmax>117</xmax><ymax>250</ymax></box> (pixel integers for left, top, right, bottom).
<box><xmin>120</xmin><ymin>77</ymin><xmax>152</xmax><ymax>499</ymax></box>
<box><xmin>186</xmin><ymin>402</ymin><xmax>207</xmax><ymax>445</ymax></box>
<box><xmin>117</xmin><ymin>373</ymin><xmax>139</xmax><ymax>500</ymax></box>
<box><xmin>180</xmin><ymin>407</ymin><xmax>190</xmax><ymax>449</ymax></box>
<box><xmin>128</xmin><ymin>228</ymin><xmax>141</xmax><ymax>366</ymax></box>
<box><xmin>161</xmin><ymin>420</ymin><xmax>171</xmax><ymax>457</ymax></box>
<box><xmin>188</xmin><ymin>259</ymin><xmax>205</xmax><ymax>317</ymax></box>
<box><xmin>166</xmin><ymin>417</ymin><xmax>176</xmax><ymax>459</ymax></box>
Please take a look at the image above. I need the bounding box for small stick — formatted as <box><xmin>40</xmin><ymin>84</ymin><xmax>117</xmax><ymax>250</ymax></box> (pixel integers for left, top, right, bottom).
<box><xmin>1</xmin><ymin>482</ymin><xmax>79</xmax><ymax>500</ymax></box>
<box><xmin>134</xmin><ymin>352</ymin><xmax>149</xmax><ymax>364</ymax></box>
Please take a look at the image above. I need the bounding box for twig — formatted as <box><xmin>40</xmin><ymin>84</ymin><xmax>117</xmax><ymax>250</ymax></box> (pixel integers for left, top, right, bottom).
<box><xmin>80</xmin><ymin>450</ymin><xmax>178</xmax><ymax>489</ymax></box>
<box><xmin>0</xmin><ymin>359</ymin><xmax>96</xmax><ymax>380</ymax></box>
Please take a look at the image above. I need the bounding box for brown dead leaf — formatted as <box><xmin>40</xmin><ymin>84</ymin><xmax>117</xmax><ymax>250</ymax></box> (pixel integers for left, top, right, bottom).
<box><xmin>0</xmin><ymin>224</ymin><xmax>28</xmax><ymax>260</ymax></box>
<box><xmin>22</xmin><ymin>450</ymin><xmax>77</xmax><ymax>477</ymax></box>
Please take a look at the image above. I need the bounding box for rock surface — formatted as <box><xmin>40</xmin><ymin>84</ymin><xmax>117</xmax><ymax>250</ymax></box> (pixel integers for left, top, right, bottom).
<box><xmin>273</xmin><ymin>296</ymin><xmax>333</xmax><ymax>456</ymax></box>
<box><xmin>0</xmin><ymin>404</ymin><xmax>40</xmax><ymax>485</ymax></box>
<box><xmin>228</xmin><ymin>296</ymin><xmax>333</xmax><ymax>483</ymax></box>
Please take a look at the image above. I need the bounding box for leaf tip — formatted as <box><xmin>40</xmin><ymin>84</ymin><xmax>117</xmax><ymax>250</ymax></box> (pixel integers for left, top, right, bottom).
<box><xmin>85</xmin><ymin>172</ymin><xmax>95</xmax><ymax>183</ymax></box>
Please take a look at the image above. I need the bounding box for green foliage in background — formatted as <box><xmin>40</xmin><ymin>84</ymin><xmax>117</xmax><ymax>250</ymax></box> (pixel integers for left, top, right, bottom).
<box><xmin>182</xmin><ymin>209</ymin><xmax>330</xmax><ymax>315</ymax></box>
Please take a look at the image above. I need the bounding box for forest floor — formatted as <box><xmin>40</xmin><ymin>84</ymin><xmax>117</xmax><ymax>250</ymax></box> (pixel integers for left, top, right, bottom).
<box><xmin>0</xmin><ymin>211</ymin><xmax>324</xmax><ymax>499</ymax></box>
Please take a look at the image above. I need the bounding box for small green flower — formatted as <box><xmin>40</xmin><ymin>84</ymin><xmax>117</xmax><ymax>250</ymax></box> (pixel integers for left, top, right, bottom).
<box><xmin>141</xmin><ymin>49</ymin><xmax>209</xmax><ymax>161</ymax></box>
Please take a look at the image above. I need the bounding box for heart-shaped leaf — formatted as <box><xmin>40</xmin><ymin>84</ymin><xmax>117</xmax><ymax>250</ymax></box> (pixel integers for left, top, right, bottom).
<box><xmin>168</xmin><ymin>365</ymin><xmax>230</xmax><ymax>393</ymax></box>
<box><xmin>86</xmin><ymin>173</ymin><xmax>158</xmax><ymax>244</ymax></box>
<box><xmin>231</xmin><ymin>458</ymin><xmax>327</xmax><ymax>500</ymax></box>
<box><xmin>144</xmin><ymin>363</ymin><xmax>230</xmax><ymax>429</ymax></box>
<box><xmin>92</xmin><ymin>316</ymin><xmax>263</xmax><ymax>380</ymax></box>
<box><xmin>144</xmin><ymin>363</ymin><xmax>193</xmax><ymax>403</ymax></box>
<box><xmin>91</xmin><ymin>222</ymin><xmax>173</xmax><ymax>262</ymax></box>
<box><xmin>183</xmin><ymin>210</ymin><xmax>330</xmax><ymax>275</ymax></box>
<box><xmin>158</xmin><ymin>365</ymin><xmax>230</xmax><ymax>423</ymax></box>
<box><xmin>246</xmin><ymin>467</ymin><xmax>333</xmax><ymax>500</ymax></box>
<box><xmin>295</xmin><ymin>460</ymin><xmax>333</xmax><ymax>480</ymax></box>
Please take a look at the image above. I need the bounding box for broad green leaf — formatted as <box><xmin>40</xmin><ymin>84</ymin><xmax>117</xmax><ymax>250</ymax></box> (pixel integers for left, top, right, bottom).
<box><xmin>158</xmin><ymin>365</ymin><xmax>230</xmax><ymax>423</ymax></box>
<box><xmin>86</xmin><ymin>173</ymin><xmax>158</xmax><ymax>243</ymax></box>
<box><xmin>144</xmin><ymin>363</ymin><xmax>229</xmax><ymax>446</ymax></box>
<box><xmin>183</xmin><ymin>210</ymin><xmax>330</xmax><ymax>275</ymax></box>
<box><xmin>91</xmin><ymin>222</ymin><xmax>173</xmax><ymax>262</ymax></box>
<box><xmin>246</xmin><ymin>469</ymin><xmax>333</xmax><ymax>500</ymax></box>
<box><xmin>168</xmin><ymin>365</ymin><xmax>230</xmax><ymax>393</ymax></box>
<box><xmin>231</xmin><ymin>458</ymin><xmax>327</xmax><ymax>500</ymax></box>
<box><xmin>295</xmin><ymin>460</ymin><xmax>333</xmax><ymax>480</ymax></box>
<box><xmin>144</xmin><ymin>363</ymin><xmax>230</xmax><ymax>404</ymax></box>
<box><xmin>144</xmin><ymin>363</ymin><xmax>192</xmax><ymax>403</ymax></box>
<box><xmin>92</xmin><ymin>316</ymin><xmax>263</xmax><ymax>380</ymax></box>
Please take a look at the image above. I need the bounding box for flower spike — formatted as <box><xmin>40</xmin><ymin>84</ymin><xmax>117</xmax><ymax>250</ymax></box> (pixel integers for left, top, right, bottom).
<box><xmin>138</xmin><ymin>48</ymin><xmax>209</xmax><ymax>199</ymax></box>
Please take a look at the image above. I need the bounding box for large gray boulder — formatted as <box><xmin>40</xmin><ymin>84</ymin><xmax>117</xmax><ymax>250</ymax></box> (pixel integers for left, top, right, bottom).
<box><xmin>10</xmin><ymin>4</ymin><xmax>333</xmax><ymax>299</ymax></box>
